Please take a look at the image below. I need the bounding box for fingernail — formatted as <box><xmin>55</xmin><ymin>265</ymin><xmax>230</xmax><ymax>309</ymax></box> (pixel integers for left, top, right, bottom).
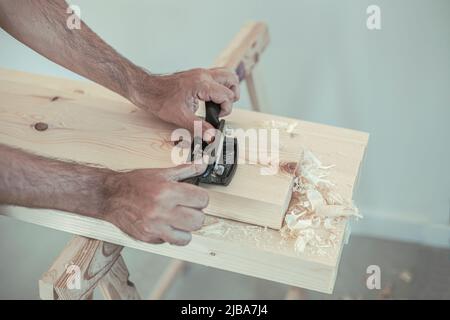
<box><xmin>203</xmin><ymin>131</ymin><xmax>213</xmax><ymax>142</ymax></box>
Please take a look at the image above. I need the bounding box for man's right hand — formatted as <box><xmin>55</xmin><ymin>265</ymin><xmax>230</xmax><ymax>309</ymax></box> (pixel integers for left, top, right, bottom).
<box><xmin>102</xmin><ymin>163</ymin><xmax>209</xmax><ymax>246</ymax></box>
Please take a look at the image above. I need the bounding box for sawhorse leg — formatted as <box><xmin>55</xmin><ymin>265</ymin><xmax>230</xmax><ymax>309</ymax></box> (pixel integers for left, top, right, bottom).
<box><xmin>39</xmin><ymin>236</ymin><xmax>139</xmax><ymax>300</ymax></box>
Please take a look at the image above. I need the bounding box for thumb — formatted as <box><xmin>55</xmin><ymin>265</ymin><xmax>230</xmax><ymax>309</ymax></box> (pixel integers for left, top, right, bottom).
<box><xmin>162</xmin><ymin>161</ymin><xmax>208</xmax><ymax>182</ymax></box>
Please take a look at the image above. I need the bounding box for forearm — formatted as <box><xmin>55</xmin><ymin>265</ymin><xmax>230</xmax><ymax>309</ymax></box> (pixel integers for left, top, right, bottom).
<box><xmin>0</xmin><ymin>0</ymin><xmax>239</xmax><ymax>133</ymax></box>
<box><xmin>0</xmin><ymin>144</ymin><xmax>110</xmax><ymax>218</ymax></box>
<box><xmin>0</xmin><ymin>0</ymin><xmax>145</xmax><ymax>101</ymax></box>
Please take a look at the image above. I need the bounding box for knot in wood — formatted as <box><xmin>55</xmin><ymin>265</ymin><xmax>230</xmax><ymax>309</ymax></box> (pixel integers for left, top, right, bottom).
<box><xmin>34</xmin><ymin>122</ymin><xmax>49</xmax><ymax>131</ymax></box>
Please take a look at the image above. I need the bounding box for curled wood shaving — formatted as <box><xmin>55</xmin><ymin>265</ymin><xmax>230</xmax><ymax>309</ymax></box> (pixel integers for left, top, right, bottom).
<box><xmin>282</xmin><ymin>149</ymin><xmax>361</xmax><ymax>254</ymax></box>
<box><xmin>263</xmin><ymin>120</ymin><xmax>299</xmax><ymax>134</ymax></box>
<box><xmin>197</xmin><ymin>149</ymin><xmax>361</xmax><ymax>257</ymax></box>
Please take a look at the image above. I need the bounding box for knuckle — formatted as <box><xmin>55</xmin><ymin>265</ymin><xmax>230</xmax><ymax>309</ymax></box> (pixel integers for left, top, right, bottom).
<box><xmin>142</xmin><ymin>224</ymin><xmax>154</xmax><ymax>234</ymax></box>
<box><xmin>192</xmin><ymin>68</ymin><xmax>208</xmax><ymax>80</ymax></box>
<box><xmin>226</xmin><ymin>88</ymin><xmax>235</xmax><ymax>99</ymax></box>
<box><xmin>197</xmin><ymin>80</ymin><xmax>212</xmax><ymax>96</ymax></box>
<box><xmin>153</xmin><ymin>184</ymin><xmax>171</xmax><ymax>202</ymax></box>
<box><xmin>191</xmin><ymin>212</ymin><xmax>205</xmax><ymax>231</ymax></box>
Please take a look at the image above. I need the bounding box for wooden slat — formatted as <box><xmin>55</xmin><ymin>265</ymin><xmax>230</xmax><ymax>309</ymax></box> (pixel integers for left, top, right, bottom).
<box><xmin>214</xmin><ymin>22</ymin><xmax>270</xmax><ymax>76</ymax></box>
<box><xmin>0</xmin><ymin>70</ymin><xmax>368</xmax><ymax>293</ymax></box>
<box><xmin>39</xmin><ymin>237</ymin><xmax>123</xmax><ymax>300</ymax></box>
<box><xmin>8</xmin><ymin>207</ymin><xmax>347</xmax><ymax>293</ymax></box>
<box><xmin>245</xmin><ymin>64</ymin><xmax>271</xmax><ymax>112</ymax></box>
<box><xmin>98</xmin><ymin>255</ymin><xmax>141</xmax><ymax>300</ymax></box>
<box><xmin>0</xmin><ymin>76</ymin><xmax>300</xmax><ymax>229</ymax></box>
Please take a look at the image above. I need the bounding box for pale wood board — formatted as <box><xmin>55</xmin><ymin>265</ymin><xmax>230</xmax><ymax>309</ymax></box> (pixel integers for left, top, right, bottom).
<box><xmin>0</xmin><ymin>70</ymin><xmax>302</xmax><ymax>229</ymax></box>
<box><xmin>0</xmin><ymin>69</ymin><xmax>368</xmax><ymax>293</ymax></box>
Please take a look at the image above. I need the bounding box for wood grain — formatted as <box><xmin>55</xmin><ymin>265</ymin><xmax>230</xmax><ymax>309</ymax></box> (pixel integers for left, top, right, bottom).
<box><xmin>39</xmin><ymin>237</ymin><xmax>123</xmax><ymax>300</ymax></box>
<box><xmin>0</xmin><ymin>68</ymin><xmax>368</xmax><ymax>292</ymax></box>
<box><xmin>98</xmin><ymin>255</ymin><xmax>141</xmax><ymax>300</ymax></box>
<box><xmin>0</xmin><ymin>69</ymin><xmax>301</xmax><ymax>229</ymax></box>
<box><xmin>214</xmin><ymin>21</ymin><xmax>270</xmax><ymax>77</ymax></box>
<box><xmin>0</xmin><ymin>50</ymin><xmax>368</xmax><ymax>293</ymax></box>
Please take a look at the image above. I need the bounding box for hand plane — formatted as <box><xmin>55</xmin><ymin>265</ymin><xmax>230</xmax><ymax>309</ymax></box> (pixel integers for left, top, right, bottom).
<box><xmin>184</xmin><ymin>63</ymin><xmax>244</xmax><ymax>186</ymax></box>
<box><xmin>187</xmin><ymin>101</ymin><xmax>238</xmax><ymax>186</ymax></box>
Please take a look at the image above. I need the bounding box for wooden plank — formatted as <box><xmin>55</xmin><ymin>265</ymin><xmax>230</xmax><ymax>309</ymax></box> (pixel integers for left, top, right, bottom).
<box><xmin>0</xmin><ymin>72</ymin><xmax>368</xmax><ymax>294</ymax></box>
<box><xmin>98</xmin><ymin>255</ymin><xmax>141</xmax><ymax>300</ymax></box>
<box><xmin>4</xmin><ymin>208</ymin><xmax>352</xmax><ymax>293</ymax></box>
<box><xmin>245</xmin><ymin>64</ymin><xmax>271</xmax><ymax>113</ymax></box>
<box><xmin>214</xmin><ymin>21</ymin><xmax>270</xmax><ymax>76</ymax></box>
<box><xmin>0</xmin><ymin>72</ymin><xmax>300</xmax><ymax>229</ymax></box>
<box><xmin>39</xmin><ymin>236</ymin><xmax>123</xmax><ymax>300</ymax></box>
<box><xmin>0</xmin><ymin>68</ymin><xmax>127</xmax><ymax>103</ymax></box>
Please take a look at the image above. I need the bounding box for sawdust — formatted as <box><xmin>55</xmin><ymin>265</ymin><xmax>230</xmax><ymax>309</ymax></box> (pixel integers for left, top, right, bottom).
<box><xmin>197</xmin><ymin>216</ymin><xmax>287</xmax><ymax>252</ymax></box>
<box><xmin>281</xmin><ymin>149</ymin><xmax>361</xmax><ymax>254</ymax></box>
<box><xmin>197</xmin><ymin>149</ymin><xmax>361</xmax><ymax>257</ymax></box>
<box><xmin>262</xmin><ymin>120</ymin><xmax>300</xmax><ymax>138</ymax></box>
<box><xmin>399</xmin><ymin>270</ymin><xmax>413</xmax><ymax>283</ymax></box>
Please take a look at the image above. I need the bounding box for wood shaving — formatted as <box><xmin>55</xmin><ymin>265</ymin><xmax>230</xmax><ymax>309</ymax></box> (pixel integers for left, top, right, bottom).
<box><xmin>399</xmin><ymin>270</ymin><xmax>413</xmax><ymax>283</ymax></box>
<box><xmin>263</xmin><ymin>120</ymin><xmax>299</xmax><ymax>135</ymax></box>
<box><xmin>197</xmin><ymin>217</ymin><xmax>284</xmax><ymax>251</ymax></box>
<box><xmin>197</xmin><ymin>149</ymin><xmax>361</xmax><ymax>257</ymax></box>
<box><xmin>281</xmin><ymin>148</ymin><xmax>362</xmax><ymax>254</ymax></box>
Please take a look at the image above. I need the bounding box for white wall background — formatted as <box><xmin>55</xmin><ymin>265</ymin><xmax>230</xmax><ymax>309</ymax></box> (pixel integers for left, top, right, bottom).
<box><xmin>1</xmin><ymin>0</ymin><xmax>449</xmax><ymax>247</ymax></box>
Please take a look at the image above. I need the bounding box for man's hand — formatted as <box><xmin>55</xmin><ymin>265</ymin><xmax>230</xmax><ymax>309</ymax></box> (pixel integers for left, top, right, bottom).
<box><xmin>0</xmin><ymin>1</ymin><xmax>224</xmax><ymax>246</ymax></box>
<box><xmin>103</xmin><ymin>163</ymin><xmax>209</xmax><ymax>246</ymax></box>
<box><xmin>0</xmin><ymin>145</ymin><xmax>208</xmax><ymax>246</ymax></box>
<box><xmin>130</xmin><ymin>68</ymin><xmax>240</xmax><ymax>140</ymax></box>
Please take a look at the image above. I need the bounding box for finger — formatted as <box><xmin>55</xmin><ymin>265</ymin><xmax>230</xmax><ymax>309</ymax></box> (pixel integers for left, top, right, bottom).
<box><xmin>162</xmin><ymin>226</ymin><xmax>192</xmax><ymax>246</ymax></box>
<box><xmin>202</xmin><ymin>82</ymin><xmax>235</xmax><ymax>119</ymax></box>
<box><xmin>198</xmin><ymin>81</ymin><xmax>235</xmax><ymax>109</ymax></box>
<box><xmin>161</xmin><ymin>163</ymin><xmax>208</xmax><ymax>182</ymax></box>
<box><xmin>170</xmin><ymin>183</ymin><xmax>209</xmax><ymax>208</ymax></box>
<box><xmin>210</xmin><ymin>68</ymin><xmax>240</xmax><ymax>100</ymax></box>
<box><xmin>218</xmin><ymin>100</ymin><xmax>232</xmax><ymax>117</ymax></box>
<box><xmin>145</xmin><ymin>237</ymin><xmax>165</xmax><ymax>245</ymax></box>
<box><xmin>170</xmin><ymin>207</ymin><xmax>205</xmax><ymax>232</ymax></box>
<box><xmin>230</xmin><ymin>84</ymin><xmax>240</xmax><ymax>102</ymax></box>
<box><xmin>139</xmin><ymin>233</ymin><xmax>165</xmax><ymax>245</ymax></box>
<box><xmin>174</xmin><ymin>106</ymin><xmax>204</xmax><ymax>134</ymax></box>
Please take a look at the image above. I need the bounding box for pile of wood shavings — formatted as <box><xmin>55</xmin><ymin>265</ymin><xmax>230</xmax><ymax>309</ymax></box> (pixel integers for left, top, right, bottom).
<box><xmin>280</xmin><ymin>149</ymin><xmax>362</xmax><ymax>255</ymax></box>
<box><xmin>196</xmin><ymin>133</ymin><xmax>362</xmax><ymax>257</ymax></box>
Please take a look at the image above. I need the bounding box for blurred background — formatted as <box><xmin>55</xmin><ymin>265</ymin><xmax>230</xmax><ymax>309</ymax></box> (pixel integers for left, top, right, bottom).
<box><xmin>0</xmin><ymin>0</ymin><xmax>449</xmax><ymax>299</ymax></box>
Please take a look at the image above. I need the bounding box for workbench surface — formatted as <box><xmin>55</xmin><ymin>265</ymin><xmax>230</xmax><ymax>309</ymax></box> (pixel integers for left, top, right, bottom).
<box><xmin>0</xmin><ymin>68</ymin><xmax>369</xmax><ymax>293</ymax></box>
